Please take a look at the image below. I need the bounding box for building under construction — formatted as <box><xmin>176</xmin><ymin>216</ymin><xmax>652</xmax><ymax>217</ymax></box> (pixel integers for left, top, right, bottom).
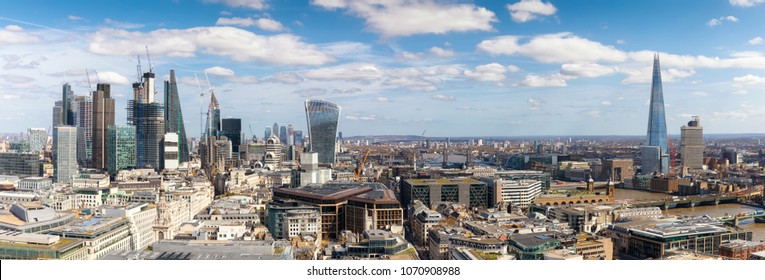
<box><xmin>128</xmin><ymin>71</ymin><xmax>165</xmax><ymax>171</ymax></box>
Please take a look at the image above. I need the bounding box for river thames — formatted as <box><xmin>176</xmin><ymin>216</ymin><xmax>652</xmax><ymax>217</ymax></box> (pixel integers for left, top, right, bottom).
<box><xmin>614</xmin><ymin>189</ymin><xmax>765</xmax><ymax>242</ymax></box>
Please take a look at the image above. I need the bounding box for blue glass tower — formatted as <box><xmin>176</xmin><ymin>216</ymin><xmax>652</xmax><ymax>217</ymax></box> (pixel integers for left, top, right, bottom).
<box><xmin>305</xmin><ymin>99</ymin><xmax>340</xmax><ymax>165</ymax></box>
<box><xmin>164</xmin><ymin>70</ymin><xmax>190</xmax><ymax>163</ymax></box>
<box><xmin>644</xmin><ymin>53</ymin><xmax>669</xmax><ymax>173</ymax></box>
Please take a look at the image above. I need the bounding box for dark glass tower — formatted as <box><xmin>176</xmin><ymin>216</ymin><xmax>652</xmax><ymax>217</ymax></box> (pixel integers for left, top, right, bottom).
<box><xmin>128</xmin><ymin>71</ymin><xmax>165</xmax><ymax>170</ymax></box>
<box><xmin>62</xmin><ymin>83</ymin><xmax>75</xmax><ymax>126</ymax></box>
<box><xmin>222</xmin><ymin>118</ymin><xmax>242</xmax><ymax>153</ymax></box>
<box><xmin>305</xmin><ymin>99</ymin><xmax>340</xmax><ymax>165</ymax></box>
<box><xmin>645</xmin><ymin>53</ymin><xmax>669</xmax><ymax>173</ymax></box>
<box><xmin>164</xmin><ymin>70</ymin><xmax>190</xmax><ymax>163</ymax></box>
<box><xmin>92</xmin><ymin>83</ymin><xmax>115</xmax><ymax>170</ymax></box>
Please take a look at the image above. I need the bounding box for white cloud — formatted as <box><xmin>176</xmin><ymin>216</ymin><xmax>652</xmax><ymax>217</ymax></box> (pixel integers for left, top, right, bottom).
<box><xmin>463</xmin><ymin>63</ymin><xmax>519</xmax><ymax>82</ymax></box>
<box><xmin>519</xmin><ymin>73</ymin><xmax>569</xmax><ymax>87</ymax></box>
<box><xmin>748</xmin><ymin>36</ymin><xmax>763</xmax><ymax>45</ymax></box>
<box><xmin>345</xmin><ymin>114</ymin><xmax>377</xmax><ymax>121</ymax></box>
<box><xmin>600</xmin><ymin>101</ymin><xmax>612</xmax><ymax>106</ymax></box>
<box><xmin>616</xmin><ymin>39</ymin><xmax>626</xmax><ymax>44</ymax></box>
<box><xmin>730</xmin><ymin>0</ymin><xmax>765</xmax><ymax>7</ymax></box>
<box><xmin>707</xmin><ymin>16</ymin><xmax>738</xmax><ymax>26</ymax></box>
<box><xmin>67</xmin><ymin>15</ymin><xmax>83</xmax><ymax>21</ymax></box>
<box><xmin>0</xmin><ymin>94</ymin><xmax>20</xmax><ymax>100</ymax></box>
<box><xmin>431</xmin><ymin>94</ymin><xmax>456</xmax><ymax>101</ymax></box>
<box><xmin>253</xmin><ymin>18</ymin><xmax>286</xmax><ymax>32</ymax></box>
<box><xmin>560</xmin><ymin>63</ymin><xmax>615</xmax><ymax>78</ymax></box>
<box><xmin>300</xmin><ymin>63</ymin><xmax>460</xmax><ymax>91</ymax></box>
<box><xmin>429</xmin><ymin>47</ymin><xmax>455</xmax><ymax>58</ymax></box>
<box><xmin>204</xmin><ymin>0</ymin><xmax>267</xmax><ymax>10</ymax></box>
<box><xmin>691</xmin><ymin>91</ymin><xmax>710</xmax><ymax>96</ymax></box>
<box><xmin>506</xmin><ymin>0</ymin><xmax>557</xmax><ymax>23</ymax></box>
<box><xmin>204</xmin><ymin>66</ymin><xmax>236</xmax><ymax>76</ymax></box>
<box><xmin>586</xmin><ymin>110</ymin><xmax>603</xmax><ymax>118</ymax></box>
<box><xmin>87</xmin><ymin>26</ymin><xmax>333</xmax><ymax>65</ymax></box>
<box><xmin>478</xmin><ymin>33</ymin><xmax>628</xmax><ymax>64</ymax></box>
<box><xmin>95</xmin><ymin>71</ymin><xmax>130</xmax><ymax>85</ymax></box>
<box><xmin>0</xmin><ymin>25</ymin><xmax>41</xmax><ymax>44</ymax></box>
<box><xmin>1</xmin><ymin>74</ymin><xmax>35</xmax><ymax>84</ymax></box>
<box><xmin>302</xmin><ymin>63</ymin><xmax>384</xmax><ymax>82</ymax></box>
<box><xmin>732</xmin><ymin>74</ymin><xmax>765</xmax><ymax>87</ymax></box>
<box><xmin>216</xmin><ymin>17</ymin><xmax>256</xmax><ymax>27</ymax></box>
<box><xmin>311</xmin><ymin>0</ymin><xmax>497</xmax><ymax>38</ymax></box>
<box><xmin>373</xmin><ymin>97</ymin><xmax>392</xmax><ymax>103</ymax></box>
<box><xmin>527</xmin><ymin>97</ymin><xmax>542</xmax><ymax>110</ymax></box>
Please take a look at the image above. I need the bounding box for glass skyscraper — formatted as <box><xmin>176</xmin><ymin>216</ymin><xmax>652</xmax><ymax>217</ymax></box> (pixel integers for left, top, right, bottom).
<box><xmin>164</xmin><ymin>70</ymin><xmax>190</xmax><ymax>163</ymax></box>
<box><xmin>206</xmin><ymin>92</ymin><xmax>221</xmax><ymax>137</ymax></box>
<box><xmin>53</xmin><ymin>126</ymin><xmax>78</xmax><ymax>183</ymax></box>
<box><xmin>304</xmin><ymin>99</ymin><xmax>340</xmax><ymax>165</ymax></box>
<box><xmin>108</xmin><ymin>125</ymin><xmax>136</xmax><ymax>176</ymax></box>
<box><xmin>222</xmin><ymin>118</ymin><xmax>242</xmax><ymax>153</ymax></box>
<box><xmin>644</xmin><ymin>54</ymin><xmax>669</xmax><ymax>174</ymax></box>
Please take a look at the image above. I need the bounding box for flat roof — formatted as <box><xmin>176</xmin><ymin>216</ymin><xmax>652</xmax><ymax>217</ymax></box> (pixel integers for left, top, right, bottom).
<box><xmin>405</xmin><ymin>178</ymin><xmax>485</xmax><ymax>185</ymax></box>
<box><xmin>54</xmin><ymin>216</ymin><xmax>126</xmax><ymax>235</ymax></box>
<box><xmin>274</xmin><ymin>183</ymin><xmax>374</xmax><ymax>201</ymax></box>
<box><xmin>510</xmin><ymin>233</ymin><xmax>561</xmax><ymax>247</ymax></box>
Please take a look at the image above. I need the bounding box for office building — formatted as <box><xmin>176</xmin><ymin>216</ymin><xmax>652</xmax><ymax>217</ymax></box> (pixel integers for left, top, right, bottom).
<box><xmin>61</xmin><ymin>83</ymin><xmax>74</xmax><ymax>126</ymax></box>
<box><xmin>345</xmin><ymin>186</ymin><xmax>403</xmax><ymax>234</ymax></box>
<box><xmin>264</xmin><ymin>135</ymin><xmax>282</xmax><ymax>170</ymax></box>
<box><xmin>722</xmin><ymin>147</ymin><xmax>738</xmax><ymax>165</ymax></box>
<box><xmin>101</xmin><ymin>203</ymin><xmax>157</xmax><ymax>251</ymax></box>
<box><xmin>222</xmin><ymin>118</ymin><xmax>242</xmax><ymax>153</ymax></box>
<box><xmin>75</xmin><ymin>98</ymin><xmax>92</xmax><ymax>164</ymax></box>
<box><xmin>27</xmin><ymin>128</ymin><xmax>47</xmax><ymax>154</ymax></box>
<box><xmin>279</xmin><ymin>125</ymin><xmax>287</xmax><ymax>145</ymax></box>
<box><xmin>643</xmin><ymin>54</ymin><xmax>669</xmax><ymax>174</ymax></box>
<box><xmin>400</xmin><ymin>178</ymin><xmax>488</xmax><ymax>213</ymax></box>
<box><xmin>482</xmin><ymin>179</ymin><xmax>542</xmax><ymax>209</ymax></box>
<box><xmin>163</xmin><ymin>70</ymin><xmax>190</xmax><ymax>163</ymax></box>
<box><xmin>17</xmin><ymin>177</ymin><xmax>51</xmax><ymax>191</ymax></box>
<box><xmin>294</xmin><ymin>130</ymin><xmax>303</xmax><ymax>147</ymax></box>
<box><xmin>163</xmin><ymin>132</ymin><xmax>179</xmax><ymax>170</ymax></box>
<box><xmin>0</xmin><ymin>153</ymin><xmax>41</xmax><ymax>177</ymax></box>
<box><xmin>264</xmin><ymin>126</ymin><xmax>272</xmax><ymax>139</ymax></box>
<box><xmin>298</xmin><ymin>152</ymin><xmax>331</xmax><ymax>187</ymax></box>
<box><xmin>107</xmin><ymin>125</ymin><xmax>136</xmax><ymax>176</ymax></box>
<box><xmin>287</xmin><ymin>124</ymin><xmax>294</xmax><ymax>146</ymax></box>
<box><xmin>304</xmin><ymin>99</ymin><xmax>341</xmax><ymax>165</ymax></box>
<box><xmin>53</xmin><ymin>126</ymin><xmax>78</xmax><ymax>183</ymax></box>
<box><xmin>680</xmin><ymin>116</ymin><xmax>703</xmax><ymax>169</ymax></box>
<box><xmin>266</xmin><ymin>199</ymin><xmax>321</xmax><ymax>240</ymax></box>
<box><xmin>52</xmin><ymin>101</ymin><xmax>63</xmax><ymax>128</ymax></box>
<box><xmin>48</xmin><ymin>216</ymin><xmax>131</xmax><ymax>260</ymax></box>
<box><xmin>602</xmin><ymin>158</ymin><xmax>634</xmax><ymax>181</ymax></box>
<box><xmin>0</xmin><ymin>231</ymin><xmax>87</xmax><ymax>260</ymax></box>
<box><xmin>129</xmin><ymin>71</ymin><xmax>166</xmax><ymax>170</ymax></box>
<box><xmin>272</xmin><ymin>123</ymin><xmax>279</xmax><ymax>138</ymax></box>
<box><xmin>640</xmin><ymin>146</ymin><xmax>661</xmax><ymax>175</ymax></box>
<box><xmin>92</xmin><ymin>83</ymin><xmax>115</xmax><ymax>170</ymax></box>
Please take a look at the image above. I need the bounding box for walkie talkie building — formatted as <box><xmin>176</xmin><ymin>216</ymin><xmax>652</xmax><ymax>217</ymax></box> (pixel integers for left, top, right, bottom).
<box><xmin>305</xmin><ymin>100</ymin><xmax>340</xmax><ymax>166</ymax></box>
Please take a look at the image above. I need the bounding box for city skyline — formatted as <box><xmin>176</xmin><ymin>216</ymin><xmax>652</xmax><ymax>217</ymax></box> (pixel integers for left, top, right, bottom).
<box><xmin>3</xmin><ymin>0</ymin><xmax>765</xmax><ymax>137</ymax></box>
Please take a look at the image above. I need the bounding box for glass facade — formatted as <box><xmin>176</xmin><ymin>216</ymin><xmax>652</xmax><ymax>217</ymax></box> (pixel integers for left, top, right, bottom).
<box><xmin>164</xmin><ymin>70</ymin><xmax>190</xmax><ymax>163</ymax></box>
<box><xmin>108</xmin><ymin>125</ymin><xmax>136</xmax><ymax>176</ymax></box>
<box><xmin>645</xmin><ymin>54</ymin><xmax>668</xmax><ymax>173</ymax></box>
<box><xmin>305</xmin><ymin>100</ymin><xmax>340</xmax><ymax>165</ymax></box>
<box><xmin>222</xmin><ymin>118</ymin><xmax>242</xmax><ymax>153</ymax></box>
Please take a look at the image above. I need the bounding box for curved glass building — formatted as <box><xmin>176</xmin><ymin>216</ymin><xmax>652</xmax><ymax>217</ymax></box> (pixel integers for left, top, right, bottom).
<box><xmin>305</xmin><ymin>100</ymin><xmax>340</xmax><ymax>165</ymax></box>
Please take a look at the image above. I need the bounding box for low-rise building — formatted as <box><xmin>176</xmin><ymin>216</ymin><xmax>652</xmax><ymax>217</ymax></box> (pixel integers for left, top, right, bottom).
<box><xmin>101</xmin><ymin>203</ymin><xmax>157</xmax><ymax>251</ymax></box>
<box><xmin>719</xmin><ymin>240</ymin><xmax>765</xmax><ymax>260</ymax></box>
<box><xmin>507</xmin><ymin>233</ymin><xmax>562</xmax><ymax>260</ymax></box>
<box><xmin>48</xmin><ymin>216</ymin><xmax>132</xmax><ymax>260</ymax></box>
<box><xmin>102</xmin><ymin>239</ymin><xmax>294</xmax><ymax>260</ymax></box>
<box><xmin>16</xmin><ymin>177</ymin><xmax>51</xmax><ymax>191</ymax></box>
<box><xmin>0</xmin><ymin>203</ymin><xmax>75</xmax><ymax>233</ymax></box>
<box><xmin>0</xmin><ymin>230</ymin><xmax>87</xmax><ymax>260</ymax></box>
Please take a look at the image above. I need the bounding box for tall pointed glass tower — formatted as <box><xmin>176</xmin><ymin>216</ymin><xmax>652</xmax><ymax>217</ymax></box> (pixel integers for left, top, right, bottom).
<box><xmin>164</xmin><ymin>70</ymin><xmax>190</xmax><ymax>163</ymax></box>
<box><xmin>643</xmin><ymin>53</ymin><xmax>669</xmax><ymax>173</ymax></box>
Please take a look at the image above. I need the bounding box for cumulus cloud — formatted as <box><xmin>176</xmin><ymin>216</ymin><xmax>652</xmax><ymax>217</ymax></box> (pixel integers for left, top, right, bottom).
<box><xmin>95</xmin><ymin>71</ymin><xmax>130</xmax><ymax>85</ymax></box>
<box><xmin>2</xmin><ymin>55</ymin><xmax>46</xmax><ymax>70</ymax></box>
<box><xmin>748</xmin><ymin>36</ymin><xmax>763</xmax><ymax>45</ymax></box>
<box><xmin>429</xmin><ymin>47</ymin><xmax>455</xmax><ymax>58</ymax></box>
<box><xmin>216</xmin><ymin>17</ymin><xmax>286</xmax><ymax>31</ymax></box>
<box><xmin>87</xmin><ymin>26</ymin><xmax>333</xmax><ymax>65</ymax></box>
<box><xmin>0</xmin><ymin>25</ymin><xmax>41</xmax><ymax>44</ymax></box>
<box><xmin>560</xmin><ymin>63</ymin><xmax>615</xmax><ymax>78</ymax></box>
<box><xmin>729</xmin><ymin>0</ymin><xmax>765</xmax><ymax>7</ymax></box>
<box><xmin>67</xmin><ymin>15</ymin><xmax>83</xmax><ymax>21</ymax></box>
<box><xmin>520</xmin><ymin>74</ymin><xmax>569</xmax><ymax>87</ymax></box>
<box><xmin>431</xmin><ymin>94</ymin><xmax>456</xmax><ymax>101</ymax></box>
<box><xmin>345</xmin><ymin>114</ymin><xmax>376</xmax><ymax>121</ymax></box>
<box><xmin>707</xmin><ymin>16</ymin><xmax>738</xmax><ymax>26</ymax></box>
<box><xmin>300</xmin><ymin>63</ymin><xmax>460</xmax><ymax>91</ymax></box>
<box><xmin>506</xmin><ymin>0</ymin><xmax>557</xmax><ymax>23</ymax></box>
<box><xmin>396</xmin><ymin>46</ymin><xmax>456</xmax><ymax>61</ymax></box>
<box><xmin>1</xmin><ymin>74</ymin><xmax>35</xmax><ymax>84</ymax></box>
<box><xmin>464</xmin><ymin>63</ymin><xmax>520</xmax><ymax>82</ymax></box>
<box><xmin>600</xmin><ymin>101</ymin><xmax>612</xmax><ymax>106</ymax></box>
<box><xmin>373</xmin><ymin>96</ymin><xmax>392</xmax><ymax>103</ymax></box>
<box><xmin>477</xmin><ymin>33</ymin><xmax>628</xmax><ymax>64</ymax></box>
<box><xmin>527</xmin><ymin>97</ymin><xmax>542</xmax><ymax>110</ymax></box>
<box><xmin>311</xmin><ymin>0</ymin><xmax>497</xmax><ymax>38</ymax></box>
<box><xmin>204</xmin><ymin>0</ymin><xmax>267</xmax><ymax>10</ymax></box>
<box><xmin>732</xmin><ymin>74</ymin><xmax>765</xmax><ymax>87</ymax></box>
<box><xmin>263</xmin><ymin>72</ymin><xmax>303</xmax><ymax>84</ymax></box>
<box><xmin>204</xmin><ymin>66</ymin><xmax>236</xmax><ymax>76</ymax></box>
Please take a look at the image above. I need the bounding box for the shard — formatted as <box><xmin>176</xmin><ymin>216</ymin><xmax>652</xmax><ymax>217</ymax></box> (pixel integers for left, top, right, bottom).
<box><xmin>164</xmin><ymin>70</ymin><xmax>190</xmax><ymax>163</ymax></box>
<box><xmin>643</xmin><ymin>53</ymin><xmax>669</xmax><ymax>174</ymax></box>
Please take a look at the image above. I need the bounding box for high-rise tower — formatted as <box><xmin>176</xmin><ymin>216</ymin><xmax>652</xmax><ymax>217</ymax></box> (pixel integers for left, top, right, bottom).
<box><xmin>304</xmin><ymin>99</ymin><xmax>340</xmax><ymax>166</ymax></box>
<box><xmin>680</xmin><ymin>116</ymin><xmax>703</xmax><ymax>169</ymax></box>
<box><xmin>222</xmin><ymin>118</ymin><xmax>242</xmax><ymax>153</ymax></box>
<box><xmin>643</xmin><ymin>54</ymin><xmax>669</xmax><ymax>174</ymax></box>
<box><xmin>164</xmin><ymin>70</ymin><xmax>190</xmax><ymax>163</ymax></box>
<box><xmin>92</xmin><ymin>83</ymin><xmax>115</xmax><ymax>170</ymax></box>
<box><xmin>206</xmin><ymin>92</ymin><xmax>221</xmax><ymax>137</ymax></box>
<box><xmin>129</xmin><ymin>70</ymin><xmax>165</xmax><ymax>170</ymax></box>
<box><xmin>62</xmin><ymin>84</ymin><xmax>75</xmax><ymax>126</ymax></box>
<box><xmin>53</xmin><ymin>126</ymin><xmax>78</xmax><ymax>183</ymax></box>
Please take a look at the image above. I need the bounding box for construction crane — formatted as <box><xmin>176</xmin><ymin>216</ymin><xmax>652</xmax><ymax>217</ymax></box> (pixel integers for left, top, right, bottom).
<box><xmin>195</xmin><ymin>73</ymin><xmax>206</xmax><ymax>138</ymax></box>
<box><xmin>85</xmin><ymin>69</ymin><xmax>93</xmax><ymax>92</ymax></box>
<box><xmin>354</xmin><ymin>150</ymin><xmax>370</xmax><ymax>182</ymax></box>
<box><xmin>421</xmin><ymin>129</ymin><xmax>427</xmax><ymax>137</ymax></box>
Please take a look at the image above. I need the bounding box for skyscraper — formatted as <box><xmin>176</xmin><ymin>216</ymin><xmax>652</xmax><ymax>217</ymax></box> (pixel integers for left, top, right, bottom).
<box><xmin>643</xmin><ymin>54</ymin><xmax>669</xmax><ymax>174</ymax></box>
<box><xmin>272</xmin><ymin>123</ymin><xmax>279</xmax><ymax>138</ymax></box>
<box><xmin>304</xmin><ymin>99</ymin><xmax>340</xmax><ymax>165</ymax></box>
<box><xmin>61</xmin><ymin>83</ymin><xmax>75</xmax><ymax>126</ymax></box>
<box><xmin>27</xmin><ymin>128</ymin><xmax>48</xmax><ymax>154</ymax></box>
<box><xmin>265</xmin><ymin>126</ymin><xmax>272</xmax><ymax>140</ymax></box>
<box><xmin>294</xmin><ymin>130</ymin><xmax>303</xmax><ymax>147</ymax></box>
<box><xmin>680</xmin><ymin>116</ymin><xmax>703</xmax><ymax>169</ymax></box>
<box><xmin>163</xmin><ymin>132</ymin><xmax>179</xmax><ymax>170</ymax></box>
<box><xmin>279</xmin><ymin>125</ymin><xmax>287</xmax><ymax>144</ymax></box>
<box><xmin>53</xmin><ymin>126</ymin><xmax>78</xmax><ymax>183</ymax></box>
<box><xmin>164</xmin><ymin>70</ymin><xmax>190</xmax><ymax>163</ymax></box>
<box><xmin>129</xmin><ymin>72</ymin><xmax>165</xmax><ymax>170</ymax></box>
<box><xmin>206</xmin><ymin>92</ymin><xmax>221</xmax><ymax>137</ymax></box>
<box><xmin>52</xmin><ymin>101</ymin><xmax>63</xmax><ymax>128</ymax></box>
<box><xmin>108</xmin><ymin>125</ymin><xmax>136</xmax><ymax>176</ymax></box>
<box><xmin>222</xmin><ymin>118</ymin><xmax>242</xmax><ymax>153</ymax></box>
<box><xmin>287</xmin><ymin>124</ymin><xmax>294</xmax><ymax>146</ymax></box>
<box><xmin>76</xmin><ymin>97</ymin><xmax>93</xmax><ymax>164</ymax></box>
<box><xmin>92</xmin><ymin>83</ymin><xmax>115</xmax><ymax>170</ymax></box>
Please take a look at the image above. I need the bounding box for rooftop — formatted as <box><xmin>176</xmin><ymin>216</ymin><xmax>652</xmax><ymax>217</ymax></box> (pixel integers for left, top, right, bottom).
<box><xmin>509</xmin><ymin>233</ymin><xmax>561</xmax><ymax>248</ymax></box>
<box><xmin>274</xmin><ymin>182</ymin><xmax>374</xmax><ymax>201</ymax></box>
<box><xmin>54</xmin><ymin>216</ymin><xmax>126</xmax><ymax>235</ymax></box>
<box><xmin>405</xmin><ymin>178</ymin><xmax>484</xmax><ymax>185</ymax></box>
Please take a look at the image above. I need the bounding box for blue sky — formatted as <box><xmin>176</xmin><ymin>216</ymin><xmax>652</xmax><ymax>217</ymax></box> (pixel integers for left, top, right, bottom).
<box><xmin>2</xmin><ymin>0</ymin><xmax>765</xmax><ymax>137</ymax></box>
